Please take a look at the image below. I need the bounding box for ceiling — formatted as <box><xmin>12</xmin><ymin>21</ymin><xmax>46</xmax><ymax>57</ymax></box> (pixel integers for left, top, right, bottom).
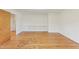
<box><xmin>15</xmin><ymin>9</ymin><xmax>64</xmax><ymax>14</ymax></box>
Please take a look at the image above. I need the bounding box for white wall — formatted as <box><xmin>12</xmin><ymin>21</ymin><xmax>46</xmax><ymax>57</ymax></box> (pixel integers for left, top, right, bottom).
<box><xmin>20</xmin><ymin>13</ymin><xmax>48</xmax><ymax>32</ymax></box>
<box><xmin>48</xmin><ymin>10</ymin><xmax>79</xmax><ymax>43</ymax></box>
<box><xmin>48</xmin><ymin>13</ymin><xmax>62</xmax><ymax>32</ymax></box>
<box><xmin>59</xmin><ymin>10</ymin><xmax>79</xmax><ymax>43</ymax></box>
<box><xmin>5</xmin><ymin>9</ymin><xmax>23</xmax><ymax>34</ymax></box>
<box><xmin>6</xmin><ymin>9</ymin><xmax>48</xmax><ymax>34</ymax></box>
<box><xmin>16</xmin><ymin>14</ymin><xmax>23</xmax><ymax>34</ymax></box>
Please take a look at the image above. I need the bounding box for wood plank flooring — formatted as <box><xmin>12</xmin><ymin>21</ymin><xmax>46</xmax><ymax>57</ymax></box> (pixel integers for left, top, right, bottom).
<box><xmin>0</xmin><ymin>32</ymin><xmax>79</xmax><ymax>49</ymax></box>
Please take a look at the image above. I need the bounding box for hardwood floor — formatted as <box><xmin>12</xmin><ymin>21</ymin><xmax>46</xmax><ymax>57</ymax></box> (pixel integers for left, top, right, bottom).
<box><xmin>0</xmin><ymin>32</ymin><xmax>79</xmax><ymax>49</ymax></box>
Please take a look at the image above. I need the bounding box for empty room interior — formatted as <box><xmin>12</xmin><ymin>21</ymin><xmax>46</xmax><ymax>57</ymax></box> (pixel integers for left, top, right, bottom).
<box><xmin>0</xmin><ymin>9</ymin><xmax>79</xmax><ymax>49</ymax></box>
